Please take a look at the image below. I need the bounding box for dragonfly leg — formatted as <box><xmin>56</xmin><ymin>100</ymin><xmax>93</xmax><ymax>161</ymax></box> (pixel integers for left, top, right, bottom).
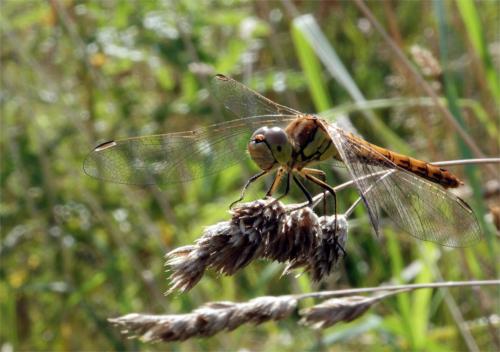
<box><xmin>303</xmin><ymin>172</ymin><xmax>338</xmax><ymax>234</ymax></box>
<box><xmin>302</xmin><ymin>168</ymin><xmax>327</xmax><ymax>213</ymax></box>
<box><xmin>301</xmin><ymin>167</ymin><xmax>326</xmax><ymax>176</ymax></box>
<box><xmin>265</xmin><ymin>167</ymin><xmax>285</xmax><ymax>198</ymax></box>
<box><xmin>230</xmin><ymin>170</ymin><xmax>268</xmax><ymax>209</ymax></box>
<box><xmin>292</xmin><ymin>174</ymin><xmax>313</xmax><ymax>206</ymax></box>
<box><xmin>273</xmin><ymin>171</ymin><xmax>291</xmax><ymax>202</ymax></box>
<box><xmin>265</xmin><ymin>168</ymin><xmax>291</xmax><ymax>208</ymax></box>
<box><xmin>337</xmin><ymin>238</ymin><xmax>347</xmax><ymax>257</ymax></box>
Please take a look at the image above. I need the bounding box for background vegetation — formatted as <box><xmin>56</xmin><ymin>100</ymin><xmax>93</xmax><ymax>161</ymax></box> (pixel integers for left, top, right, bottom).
<box><xmin>1</xmin><ymin>0</ymin><xmax>498</xmax><ymax>350</ymax></box>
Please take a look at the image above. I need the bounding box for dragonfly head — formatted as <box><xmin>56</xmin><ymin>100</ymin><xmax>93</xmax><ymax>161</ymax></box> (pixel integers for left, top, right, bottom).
<box><xmin>248</xmin><ymin>126</ymin><xmax>292</xmax><ymax>170</ymax></box>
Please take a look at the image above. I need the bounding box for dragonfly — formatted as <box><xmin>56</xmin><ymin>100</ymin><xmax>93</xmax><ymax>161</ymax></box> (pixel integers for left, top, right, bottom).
<box><xmin>84</xmin><ymin>74</ymin><xmax>481</xmax><ymax>247</ymax></box>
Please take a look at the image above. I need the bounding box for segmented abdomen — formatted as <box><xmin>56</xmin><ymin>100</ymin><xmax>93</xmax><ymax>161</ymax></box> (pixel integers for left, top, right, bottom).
<box><xmin>349</xmin><ymin>134</ymin><xmax>462</xmax><ymax>188</ymax></box>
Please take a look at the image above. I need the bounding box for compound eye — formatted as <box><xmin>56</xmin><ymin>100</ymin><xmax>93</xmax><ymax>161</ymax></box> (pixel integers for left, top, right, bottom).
<box><xmin>265</xmin><ymin>127</ymin><xmax>288</xmax><ymax>146</ymax></box>
<box><xmin>251</xmin><ymin>127</ymin><xmax>268</xmax><ymax>141</ymax></box>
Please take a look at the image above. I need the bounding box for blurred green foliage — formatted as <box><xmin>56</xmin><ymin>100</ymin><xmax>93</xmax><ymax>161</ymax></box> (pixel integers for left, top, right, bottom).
<box><xmin>1</xmin><ymin>0</ymin><xmax>498</xmax><ymax>351</ymax></box>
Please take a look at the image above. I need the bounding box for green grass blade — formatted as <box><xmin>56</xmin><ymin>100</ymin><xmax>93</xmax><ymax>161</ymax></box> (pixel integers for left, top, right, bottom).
<box><xmin>456</xmin><ymin>0</ymin><xmax>500</xmax><ymax>101</ymax></box>
<box><xmin>322</xmin><ymin>97</ymin><xmax>498</xmax><ymax>139</ymax></box>
<box><xmin>291</xmin><ymin>24</ymin><xmax>332</xmax><ymax>112</ymax></box>
<box><xmin>386</xmin><ymin>229</ymin><xmax>414</xmax><ymax>346</ymax></box>
<box><xmin>411</xmin><ymin>244</ymin><xmax>437</xmax><ymax>349</ymax></box>
<box><xmin>292</xmin><ymin>14</ymin><xmax>411</xmax><ymax>154</ymax></box>
<box><xmin>434</xmin><ymin>0</ymin><xmax>497</xmax><ymax>266</ymax></box>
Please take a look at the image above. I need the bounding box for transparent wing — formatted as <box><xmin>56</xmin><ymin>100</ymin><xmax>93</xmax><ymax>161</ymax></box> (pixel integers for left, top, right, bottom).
<box><xmin>326</xmin><ymin>124</ymin><xmax>481</xmax><ymax>247</ymax></box>
<box><xmin>212</xmin><ymin>74</ymin><xmax>301</xmax><ymax>118</ymax></box>
<box><xmin>83</xmin><ymin>115</ymin><xmax>294</xmax><ymax>185</ymax></box>
<box><xmin>84</xmin><ymin>74</ymin><xmax>303</xmax><ymax>186</ymax></box>
<box><xmin>213</xmin><ymin>75</ymin><xmax>346</xmax><ymax>170</ymax></box>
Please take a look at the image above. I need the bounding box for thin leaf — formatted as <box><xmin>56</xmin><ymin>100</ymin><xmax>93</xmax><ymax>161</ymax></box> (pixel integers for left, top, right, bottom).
<box><xmin>292</xmin><ymin>14</ymin><xmax>411</xmax><ymax>154</ymax></box>
<box><xmin>291</xmin><ymin>24</ymin><xmax>332</xmax><ymax>112</ymax></box>
<box><xmin>456</xmin><ymin>0</ymin><xmax>500</xmax><ymax>101</ymax></box>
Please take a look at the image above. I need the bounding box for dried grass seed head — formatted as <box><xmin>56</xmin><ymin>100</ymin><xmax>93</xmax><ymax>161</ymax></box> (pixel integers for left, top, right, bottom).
<box><xmin>109</xmin><ymin>296</ymin><xmax>298</xmax><ymax>342</ymax></box>
<box><xmin>299</xmin><ymin>295</ymin><xmax>380</xmax><ymax>329</ymax></box>
<box><xmin>166</xmin><ymin>198</ymin><xmax>349</xmax><ymax>293</ymax></box>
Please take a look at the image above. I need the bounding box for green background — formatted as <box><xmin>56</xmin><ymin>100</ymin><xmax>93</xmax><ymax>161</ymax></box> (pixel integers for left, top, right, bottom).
<box><xmin>1</xmin><ymin>0</ymin><xmax>498</xmax><ymax>350</ymax></box>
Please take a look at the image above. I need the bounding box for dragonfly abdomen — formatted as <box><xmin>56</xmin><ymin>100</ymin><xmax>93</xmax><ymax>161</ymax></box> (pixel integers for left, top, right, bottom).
<box><xmin>372</xmin><ymin>145</ymin><xmax>462</xmax><ymax>188</ymax></box>
<box><xmin>345</xmin><ymin>131</ymin><xmax>462</xmax><ymax>188</ymax></box>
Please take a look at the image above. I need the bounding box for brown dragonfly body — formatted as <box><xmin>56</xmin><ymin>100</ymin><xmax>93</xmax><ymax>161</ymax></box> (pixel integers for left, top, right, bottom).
<box><xmin>265</xmin><ymin>113</ymin><xmax>461</xmax><ymax>189</ymax></box>
<box><xmin>341</xmin><ymin>130</ymin><xmax>462</xmax><ymax>188</ymax></box>
<box><xmin>84</xmin><ymin>74</ymin><xmax>481</xmax><ymax>247</ymax></box>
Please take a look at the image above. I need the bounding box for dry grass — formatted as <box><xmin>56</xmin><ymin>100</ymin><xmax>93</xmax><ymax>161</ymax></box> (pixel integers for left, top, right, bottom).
<box><xmin>112</xmin><ymin>193</ymin><xmax>499</xmax><ymax>343</ymax></box>
<box><xmin>109</xmin><ymin>281</ymin><xmax>499</xmax><ymax>342</ymax></box>
<box><xmin>166</xmin><ymin>198</ymin><xmax>348</xmax><ymax>294</ymax></box>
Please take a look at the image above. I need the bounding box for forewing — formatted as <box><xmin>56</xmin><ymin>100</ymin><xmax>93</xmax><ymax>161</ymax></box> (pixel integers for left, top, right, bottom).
<box><xmin>327</xmin><ymin>125</ymin><xmax>481</xmax><ymax>247</ymax></box>
<box><xmin>83</xmin><ymin>115</ymin><xmax>294</xmax><ymax>185</ymax></box>
<box><xmin>212</xmin><ymin>74</ymin><xmax>301</xmax><ymax>118</ymax></box>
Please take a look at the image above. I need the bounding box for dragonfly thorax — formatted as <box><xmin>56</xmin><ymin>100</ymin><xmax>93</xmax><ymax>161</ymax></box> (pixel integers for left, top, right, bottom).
<box><xmin>248</xmin><ymin>126</ymin><xmax>293</xmax><ymax>170</ymax></box>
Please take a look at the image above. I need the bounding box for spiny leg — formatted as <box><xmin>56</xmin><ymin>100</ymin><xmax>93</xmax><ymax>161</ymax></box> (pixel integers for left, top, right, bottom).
<box><xmin>335</xmin><ymin>235</ymin><xmax>347</xmax><ymax>257</ymax></box>
<box><xmin>273</xmin><ymin>171</ymin><xmax>291</xmax><ymax>202</ymax></box>
<box><xmin>301</xmin><ymin>168</ymin><xmax>326</xmax><ymax>176</ymax></box>
<box><xmin>303</xmin><ymin>172</ymin><xmax>338</xmax><ymax>233</ymax></box>
<box><xmin>301</xmin><ymin>170</ymin><xmax>344</xmax><ymax>253</ymax></box>
<box><xmin>230</xmin><ymin>170</ymin><xmax>268</xmax><ymax>208</ymax></box>
<box><xmin>265</xmin><ymin>167</ymin><xmax>284</xmax><ymax>198</ymax></box>
<box><xmin>302</xmin><ymin>168</ymin><xmax>327</xmax><ymax>213</ymax></box>
<box><xmin>266</xmin><ymin>168</ymin><xmax>293</xmax><ymax>206</ymax></box>
<box><xmin>292</xmin><ymin>174</ymin><xmax>313</xmax><ymax>206</ymax></box>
